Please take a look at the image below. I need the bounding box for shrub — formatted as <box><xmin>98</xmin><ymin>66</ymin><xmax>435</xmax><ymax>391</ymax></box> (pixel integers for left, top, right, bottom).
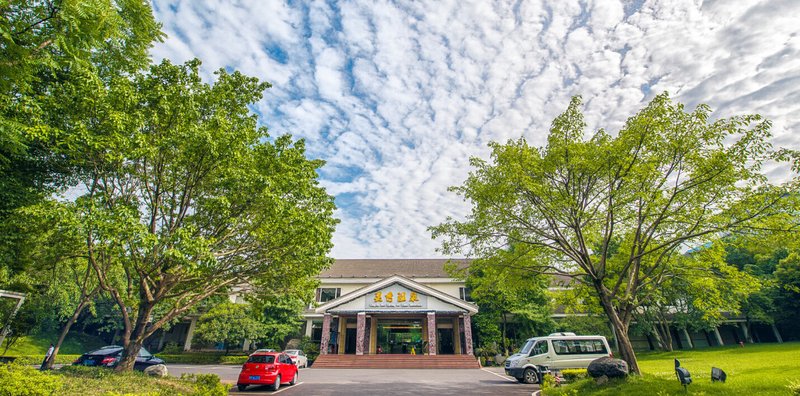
<box><xmin>561</xmin><ymin>369</ymin><xmax>588</xmax><ymax>381</ymax></box>
<box><xmin>181</xmin><ymin>373</ymin><xmax>229</xmax><ymax>396</ymax></box>
<box><xmin>160</xmin><ymin>342</ymin><xmax>183</xmax><ymax>354</ymax></box>
<box><xmin>0</xmin><ymin>363</ymin><xmax>63</xmax><ymax>396</ymax></box>
<box><xmin>219</xmin><ymin>355</ymin><xmax>247</xmax><ymax>365</ymax></box>
<box><xmin>297</xmin><ymin>336</ymin><xmax>320</xmax><ymax>363</ymax></box>
<box><xmin>540</xmin><ymin>373</ymin><xmax>557</xmax><ymax>391</ymax></box>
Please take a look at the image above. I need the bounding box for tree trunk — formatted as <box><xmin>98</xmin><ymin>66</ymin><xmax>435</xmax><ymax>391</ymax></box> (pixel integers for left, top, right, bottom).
<box><xmin>660</xmin><ymin>321</ymin><xmax>674</xmax><ymax>352</ymax></box>
<box><xmin>501</xmin><ymin>312</ymin><xmax>508</xmax><ymax>355</ymax></box>
<box><xmin>596</xmin><ymin>288</ymin><xmax>640</xmax><ymax>375</ymax></box>
<box><xmin>43</xmin><ymin>300</ymin><xmax>89</xmax><ymax>370</ymax></box>
<box><xmin>115</xmin><ymin>303</ymin><xmax>154</xmax><ymax>372</ymax></box>
<box><xmin>651</xmin><ymin>326</ymin><xmax>666</xmax><ymax>351</ymax></box>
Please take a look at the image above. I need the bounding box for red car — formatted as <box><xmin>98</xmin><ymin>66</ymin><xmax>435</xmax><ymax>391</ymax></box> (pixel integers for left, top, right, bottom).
<box><xmin>237</xmin><ymin>351</ymin><xmax>298</xmax><ymax>391</ymax></box>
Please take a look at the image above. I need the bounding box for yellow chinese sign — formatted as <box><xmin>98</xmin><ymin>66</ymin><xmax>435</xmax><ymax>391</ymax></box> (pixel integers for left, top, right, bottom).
<box><xmin>367</xmin><ymin>285</ymin><xmax>425</xmax><ymax>308</ymax></box>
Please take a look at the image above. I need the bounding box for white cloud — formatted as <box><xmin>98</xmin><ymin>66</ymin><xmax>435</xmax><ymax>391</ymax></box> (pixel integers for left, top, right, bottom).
<box><xmin>151</xmin><ymin>0</ymin><xmax>800</xmax><ymax>258</ymax></box>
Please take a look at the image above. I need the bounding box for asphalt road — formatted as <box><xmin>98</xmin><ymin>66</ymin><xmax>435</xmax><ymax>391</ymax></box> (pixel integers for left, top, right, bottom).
<box><xmin>166</xmin><ymin>365</ymin><xmax>538</xmax><ymax>396</ymax></box>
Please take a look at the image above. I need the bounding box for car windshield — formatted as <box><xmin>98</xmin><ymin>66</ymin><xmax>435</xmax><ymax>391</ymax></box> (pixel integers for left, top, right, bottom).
<box><xmin>247</xmin><ymin>355</ymin><xmax>276</xmax><ymax>364</ymax></box>
<box><xmin>284</xmin><ymin>350</ymin><xmax>298</xmax><ymax>355</ymax></box>
<box><xmin>137</xmin><ymin>347</ymin><xmax>152</xmax><ymax>357</ymax></box>
<box><xmin>519</xmin><ymin>339</ymin><xmax>536</xmax><ymax>355</ymax></box>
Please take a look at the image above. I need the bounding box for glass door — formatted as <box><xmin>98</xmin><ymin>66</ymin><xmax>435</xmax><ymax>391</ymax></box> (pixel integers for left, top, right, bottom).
<box><xmin>376</xmin><ymin>319</ymin><xmax>423</xmax><ymax>354</ymax></box>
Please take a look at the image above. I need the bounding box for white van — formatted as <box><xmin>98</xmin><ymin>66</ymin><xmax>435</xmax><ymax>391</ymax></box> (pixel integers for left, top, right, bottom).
<box><xmin>504</xmin><ymin>333</ymin><xmax>612</xmax><ymax>384</ymax></box>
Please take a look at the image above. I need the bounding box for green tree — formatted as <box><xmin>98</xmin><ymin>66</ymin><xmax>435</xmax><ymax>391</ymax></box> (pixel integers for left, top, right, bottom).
<box><xmin>431</xmin><ymin>93</ymin><xmax>792</xmax><ymax>374</ymax></box>
<box><xmin>0</xmin><ymin>0</ymin><xmax>161</xmax><ymax>218</ymax></box>
<box><xmin>448</xmin><ymin>250</ymin><xmax>553</xmax><ymax>355</ymax></box>
<box><xmin>194</xmin><ymin>302</ymin><xmax>265</xmax><ymax>354</ymax></box>
<box><xmin>0</xmin><ymin>200</ymin><xmax>104</xmax><ymax>368</ymax></box>
<box><xmin>67</xmin><ymin>59</ymin><xmax>337</xmax><ymax>371</ymax></box>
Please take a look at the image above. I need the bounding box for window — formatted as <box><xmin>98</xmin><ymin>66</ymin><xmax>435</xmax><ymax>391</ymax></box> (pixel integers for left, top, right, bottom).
<box><xmin>311</xmin><ymin>321</ymin><xmax>323</xmax><ymax>342</ymax></box>
<box><xmin>459</xmin><ymin>287</ymin><xmax>472</xmax><ymax>301</ymax></box>
<box><xmin>531</xmin><ymin>341</ymin><xmax>549</xmax><ymax>356</ymax></box>
<box><xmin>316</xmin><ymin>288</ymin><xmax>341</xmax><ymax>303</ymax></box>
<box><xmin>247</xmin><ymin>355</ymin><xmax>275</xmax><ymax>364</ymax></box>
<box><xmin>552</xmin><ymin>339</ymin><xmax>608</xmax><ymax>355</ymax></box>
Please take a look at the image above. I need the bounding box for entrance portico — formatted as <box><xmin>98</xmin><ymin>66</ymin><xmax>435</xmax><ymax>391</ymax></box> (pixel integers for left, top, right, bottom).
<box><xmin>316</xmin><ymin>275</ymin><xmax>478</xmax><ymax>357</ymax></box>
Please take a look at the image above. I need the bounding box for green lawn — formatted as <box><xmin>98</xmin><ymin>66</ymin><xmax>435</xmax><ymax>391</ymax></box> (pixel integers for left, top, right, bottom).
<box><xmin>1</xmin><ymin>332</ymin><xmax>108</xmax><ymax>364</ymax></box>
<box><xmin>545</xmin><ymin>342</ymin><xmax>800</xmax><ymax>395</ymax></box>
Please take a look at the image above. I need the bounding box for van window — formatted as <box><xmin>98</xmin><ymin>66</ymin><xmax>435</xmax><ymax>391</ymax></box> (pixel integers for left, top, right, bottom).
<box><xmin>531</xmin><ymin>341</ymin><xmax>549</xmax><ymax>356</ymax></box>
<box><xmin>519</xmin><ymin>339</ymin><xmax>535</xmax><ymax>355</ymax></box>
<box><xmin>552</xmin><ymin>339</ymin><xmax>608</xmax><ymax>355</ymax></box>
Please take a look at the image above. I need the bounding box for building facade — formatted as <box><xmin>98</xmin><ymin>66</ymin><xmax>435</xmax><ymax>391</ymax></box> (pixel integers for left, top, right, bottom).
<box><xmin>303</xmin><ymin>259</ymin><xmax>477</xmax><ymax>356</ymax></box>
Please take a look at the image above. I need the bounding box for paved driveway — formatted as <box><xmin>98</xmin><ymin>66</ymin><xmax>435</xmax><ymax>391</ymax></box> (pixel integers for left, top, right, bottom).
<box><xmin>166</xmin><ymin>365</ymin><xmax>538</xmax><ymax>396</ymax></box>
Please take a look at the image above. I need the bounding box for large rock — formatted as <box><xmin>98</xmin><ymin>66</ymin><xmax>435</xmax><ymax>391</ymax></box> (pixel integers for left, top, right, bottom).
<box><xmin>144</xmin><ymin>364</ymin><xmax>168</xmax><ymax>377</ymax></box>
<box><xmin>587</xmin><ymin>357</ymin><xmax>628</xmax><ymax>379</ymax></box>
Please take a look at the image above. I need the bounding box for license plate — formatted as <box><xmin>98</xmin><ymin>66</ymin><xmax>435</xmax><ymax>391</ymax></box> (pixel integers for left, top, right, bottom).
<box><xmin>249</xmin><ymin>375</ymin><xmax>260</xmax><ymax>380</ymax></box>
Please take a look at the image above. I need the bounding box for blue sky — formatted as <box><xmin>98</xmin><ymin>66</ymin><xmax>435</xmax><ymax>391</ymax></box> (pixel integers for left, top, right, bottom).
<box><xmin>150</xmin><ymin>0</ymin><xmax>800</xmax><ymax>259</ymax></box>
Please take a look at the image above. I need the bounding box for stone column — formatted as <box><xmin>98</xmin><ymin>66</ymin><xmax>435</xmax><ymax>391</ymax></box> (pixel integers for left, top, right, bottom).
<box><xmin>183</xmin><ymin>316</ymin><xmax>198</xmax><ymax>352</ymax></box>
<box><xmin>304</xmin><ymin>319</ymin><xmax>313</xmax><ymax>338</ymax></box>
<box><xmin>682</xmin><ymin>328</ymin><xmax>694</xmax><ymax>349</ymax></box>
<box><xmin>740</xmin><ymin>322</ymin><xmax>753</xmax><ymax>343</ymax></box>
<box><xmin>427</xmin><ymin>312</ymin><xmax>437</xmax><ymax>355</ymax></box>
<box><xmin>320</xmin><ymin>313</ymin><xmax>332</xmax><ymax>355</ymax></box>
<box><xmin>772</xmin><ymin>324</ymin><xmax>784</xmax><ymax>343</ymax></box>
<box><xmin>356</xmin><ymin>312</ymin><xmax>366</xmax><ymax>355</ymax></box>
<box><xmin>463</xmin><ymin>315</ymin><xmax>474</xmax><ymax>356</ymax></box>
<box><xmin>713</xmin><ymin>326</ymin><xmax>724</xmax><ymax>346</ymax></box>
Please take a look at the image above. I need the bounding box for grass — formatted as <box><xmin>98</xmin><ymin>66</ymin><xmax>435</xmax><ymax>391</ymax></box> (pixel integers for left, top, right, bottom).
<box><xmin>544</xmin><ymin>342</ymin><xmax>800</xmax><ymax>395</ymax></box>
<box><xmin>1</xmin><ymin>332</ymin><xmax>108</xmax><ymax>365</ymax></box>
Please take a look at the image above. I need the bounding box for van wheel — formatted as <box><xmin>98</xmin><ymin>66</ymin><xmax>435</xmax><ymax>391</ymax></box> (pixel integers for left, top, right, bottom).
<box><xmin>523</xmin><ymin>368</ymin><xmax>538</xmax><ymax>384</ymax></box>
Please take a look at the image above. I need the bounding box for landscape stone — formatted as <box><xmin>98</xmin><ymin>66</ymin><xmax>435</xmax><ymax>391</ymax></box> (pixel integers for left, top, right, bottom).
<box><xmin>587</xmin><ymin>357</ymin><xmax>629</xmax><ymax>378</ymax></box>
<box><xmin>144</xmin><ymin>364</ymin><xmax>168</xmax><ymax>377</ymax></box>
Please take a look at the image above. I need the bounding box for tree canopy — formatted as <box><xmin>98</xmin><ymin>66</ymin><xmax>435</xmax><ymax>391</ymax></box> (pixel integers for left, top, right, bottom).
<box><xmin>431</xmin><ymin>93</ymin><xmax>794</xmax><ymax>374</ymax></box>
<box><xmin>62</xmin><ymin>59</ymin><xmax>337</xmax><ymax>370</ymax></box>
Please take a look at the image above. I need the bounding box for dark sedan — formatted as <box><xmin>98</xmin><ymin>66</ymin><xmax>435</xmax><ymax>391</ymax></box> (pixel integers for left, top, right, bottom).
<box><xmin>73</xmin><ymin>345</ymin><xmax>164</xmax><ymax>371</ymax></box>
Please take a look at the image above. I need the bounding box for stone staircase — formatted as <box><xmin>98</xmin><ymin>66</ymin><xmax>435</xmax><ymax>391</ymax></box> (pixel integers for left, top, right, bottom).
<box><xmin>311</xmin><ymin>354</ymin><xmax>481</xmax><ymax>369</ymax></box>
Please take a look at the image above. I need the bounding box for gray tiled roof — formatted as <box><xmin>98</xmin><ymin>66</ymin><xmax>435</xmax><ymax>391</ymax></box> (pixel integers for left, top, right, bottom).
<box><xmin>319</xmin><ymin>259</ymin><xmax>471</xmax><ymax>278</ymax></box>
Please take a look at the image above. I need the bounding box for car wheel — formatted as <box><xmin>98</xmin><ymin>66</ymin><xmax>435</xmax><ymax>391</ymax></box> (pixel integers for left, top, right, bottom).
<box><xmin>270</xmin><ymin>375</ymin><xmax>281</xmax><ymax>391</ymax></box>
<box><xmin>237</xmin><ymin>384</ymin><xmax>247</xmax><ymax>391</ymax></box>
<box><xmin>523</xmin><ymin>368</ymin><xmax>538</xmax><ymax>384</ymax></box>
<box><xmin>289</xmin><ymin>371</ymin><xmax>298</xmax><ymax>385</ymax></box>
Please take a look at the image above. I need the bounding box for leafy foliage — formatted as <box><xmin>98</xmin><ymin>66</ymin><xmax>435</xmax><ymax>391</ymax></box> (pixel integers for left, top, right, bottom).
<box><xmin>53</xmin><ymin>58</ymin><xmax>338</xmax><ymax>370</ymax></box>
<box><xmin>0</xmin><ymin>363</ymin><xmax>63</xmax><ymax>396</ymax></box>
<box><xmin>194</xmin><ymin>302</ymin><xmax>265</xmax><ymax>354</ymax></box>
<box><xmin>432</xmin><ymin>93</ymin><xmax>793</xmax><ymax>373</ymax></box>
<box><xmin>449</xmin><ymin>250</ymin><xmax>554</xmax><ymax>354</ymax></box>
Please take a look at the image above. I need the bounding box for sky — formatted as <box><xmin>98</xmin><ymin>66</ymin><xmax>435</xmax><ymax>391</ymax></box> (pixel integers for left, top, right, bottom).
<box><xmin>149</xmin><ymin>0</ymin><xmax>800</xmax><ymax>259</ymax></box>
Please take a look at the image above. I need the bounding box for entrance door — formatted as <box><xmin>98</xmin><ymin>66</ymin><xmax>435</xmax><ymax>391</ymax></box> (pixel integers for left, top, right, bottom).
<box><xmin>345</xmin><ymin>328</ymin><xmax>357</xmax><ymax>354</ymax></box>
<box><xmin>437</xmin><ymin>328</ymin><xmax>454</xmax><ymax>354</ymax></box>
<box><xmin>377</xmin><ymin>319</ymin><xmax>423</xmax><ymax>354</ymax></box>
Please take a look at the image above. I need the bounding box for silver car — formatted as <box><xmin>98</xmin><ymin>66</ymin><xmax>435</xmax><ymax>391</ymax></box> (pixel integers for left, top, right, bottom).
<box><xmin>282</xmin><ymin>349</ymin><xmax>308</xmax><ymax>368</ymax></box>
